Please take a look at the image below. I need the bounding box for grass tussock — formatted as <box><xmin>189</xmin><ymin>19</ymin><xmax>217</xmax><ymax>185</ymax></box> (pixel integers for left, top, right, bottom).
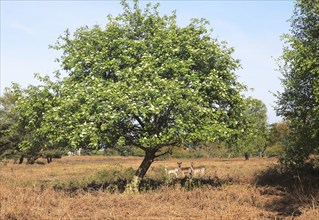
<box><xmin>0</xmin><ymin>156</ymin><xmax>319</xmax><ymax>219</ymax></box>
<box><xmin>254</xmin><ymin>164</ymin><xmax>319</xmax><ymax>217</ymax></box>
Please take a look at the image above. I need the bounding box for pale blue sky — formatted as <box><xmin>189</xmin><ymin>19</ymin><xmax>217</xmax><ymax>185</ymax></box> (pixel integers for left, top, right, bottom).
<box><xmin>1</xmin><ymin>0</ymin><xmax>294</xmax><ymax>123</ymax></box>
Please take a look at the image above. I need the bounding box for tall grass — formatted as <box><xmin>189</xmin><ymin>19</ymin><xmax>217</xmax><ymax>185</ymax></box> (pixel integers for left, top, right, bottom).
<box><xmin>1</xmin><ymin>156</ymin><xmax>318</xmax><ymax>219</ymax></box>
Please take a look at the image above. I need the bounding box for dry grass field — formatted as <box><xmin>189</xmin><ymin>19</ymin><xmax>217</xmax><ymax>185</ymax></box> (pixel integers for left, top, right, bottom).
<box><xmin>1</xmin><ymin>156</ymin><xmax>318</xmax><ymax>219</ymax></box>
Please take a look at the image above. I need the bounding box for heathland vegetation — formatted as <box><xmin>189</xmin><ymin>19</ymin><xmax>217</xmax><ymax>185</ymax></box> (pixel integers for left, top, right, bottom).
<box><xmin>0</xmin><ymin>0</ymin><xmax>318</xmax><ymax>219</ymax></box>
<box><xmin>1</xmin><ymin>156</ymin><xmax>318</xmax><ymax>219</ymax></box>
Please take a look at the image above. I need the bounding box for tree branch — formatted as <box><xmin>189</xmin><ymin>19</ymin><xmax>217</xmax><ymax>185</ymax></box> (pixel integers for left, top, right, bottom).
<box><xmin>136</xmin><ymin>145</ymin><xmax>147</xmax><ymax>151</ymax></box>
<box><xmin>134</xmin><ymin>116</ymin><xmax>145</xmax><ymax>129</ymax></box>
<box><xmin>154</xmin><ymin>148</ymin><xmax>172</xmax><ymax>158</ymax></box>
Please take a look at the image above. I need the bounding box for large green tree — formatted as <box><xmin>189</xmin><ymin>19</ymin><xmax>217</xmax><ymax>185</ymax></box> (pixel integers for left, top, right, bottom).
<box><xmin>0</xmin><ymin>86</ymin><xmax>21</xmax><ymax>160</ymax></box>
<box><xmin>7</xmin><ymin>76</ymin><xmax>64</xmax><ymax>164</ymax></box>
<box><xmin>276</xmin><ymin>0</ymin><xmax>319</xmax><ymax>167</ymax></box>
<box><xmin>235</xmin><ymin>98</ymin><xmax>268</xmax><ymax>160</ymax></box>
<box><xmin>13</xmin><ymin>0</ymin><xmax>246</xmax><ymax>191</ymax></box>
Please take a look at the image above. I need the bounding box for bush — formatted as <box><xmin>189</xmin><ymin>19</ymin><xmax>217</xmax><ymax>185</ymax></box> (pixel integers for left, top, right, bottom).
<box><xmin>92</xmin><ymin>166</ymin><xmax>135</xmax><ymax>183</ymax></box>
<box><xmin>255</xmin><ymin>163</ymin><xmax>319</xmax><ymax>198</ymax></box>
<box><xmin>168</xmin><ymin>143</ymin><xmax>232</xmax><ymax>159</ymax></box>
<box><xmin>42</xmin><ymin>149</ymin><xmax>66</xmax><ymax>158</ymax></box>
<box><xmin>265</xmin><ymin>144</ymin><xmax>285</xmax><ymax>157</ymax></box>
<box><xmin>53</xmin><ymin>165</ymin><xmax>136</xmax><ymax>193</ymax></box>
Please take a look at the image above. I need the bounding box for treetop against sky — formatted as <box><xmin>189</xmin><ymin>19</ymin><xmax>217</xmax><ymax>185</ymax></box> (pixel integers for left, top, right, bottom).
<box><xmin>0</xmin><ymin>0</ymin><xmax>294</xmax><ymax>123</ymax></box>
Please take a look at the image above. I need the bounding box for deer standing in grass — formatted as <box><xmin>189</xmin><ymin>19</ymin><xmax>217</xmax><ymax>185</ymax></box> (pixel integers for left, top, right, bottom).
<box><xmin>177</xmin><ymin>162</ymin><xmax>192</xmax><ymax>178</ymax></box>
<box><xmin>190</xmin><ymin>162</ymin><xmax>205</xmax><ymax>177</ymax></box>
<box><xmin>165</xmin><ymin>166</ymin><xmax>179</xmax><ymax>178</ymax></box>
<box><xmin>165</xmin><ymin>162</ymin><xmax>192</xmax><ymax>178</ymax></box>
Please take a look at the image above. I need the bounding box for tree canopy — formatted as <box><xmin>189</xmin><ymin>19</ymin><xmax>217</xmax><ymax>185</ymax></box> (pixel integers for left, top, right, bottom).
<box><xmin>234</xmin><ymin>97</ymin><xmax>268</xmax><ymax>159</ymax></box>
<box><xmin>0</xmin><ymin>86</ymin><xmax>21</xmax><ymax>159</ymax></box>
<box><xmin>5</xmin><ymin>0</ymin><xmax>248</xmax><ymax>191</ymax></box>
<box><xmin>276</xmin><ymin>0</ymin><xmax>319</xmax><ymax>167</ymax></box>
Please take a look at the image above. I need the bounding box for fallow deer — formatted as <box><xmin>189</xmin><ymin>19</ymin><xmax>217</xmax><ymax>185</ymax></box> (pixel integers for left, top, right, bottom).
<box><xmin>177</xmin><ymin>162</ymin><xmax>192</xmax><ymax>178</ymax></box>
<box><xmin>190</xmin><ymin>162</ymin><xmax>205</xmax><ymax>177</ymax></box>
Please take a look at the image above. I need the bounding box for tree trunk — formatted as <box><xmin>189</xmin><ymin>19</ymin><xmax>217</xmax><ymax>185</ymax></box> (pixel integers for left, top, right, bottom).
<box><xmin>124</xmin><ymin>148</ymin><xmax>156</xmax><ymax>194</ymax></box>
<box><xmin>19</xmin><ymin>156</ymin><xmax>24</xmax><ymax>164</ymax></box>
<box><xmin>261</xmin><ymin>146</ymin><xmax>267</xmax><ymax>158</ymax></box>
<box><xmin>47</xmin><ymin>156</ymin><xmax>52</xmax><ymax>163</ymax></box>
<box><xmin>244</xmin><ymin>152</ymin><xmax>250</xmax><ymax>160</ymax></box>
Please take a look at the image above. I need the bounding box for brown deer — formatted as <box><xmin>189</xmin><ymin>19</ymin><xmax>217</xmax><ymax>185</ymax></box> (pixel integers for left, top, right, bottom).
<box><xmin>177</xmin><ymin>162</ymin><xmax>192</xmax><ymax>178</ymax></box>
<box><xmin>165</xmin><ymin>166</ymin><xmax>179</xmax><ymax>178</ymax></box>
<box><xmin>190</xmin><ymin>162</ymin><xmax>205</xmax><ymax>177</ymax></box>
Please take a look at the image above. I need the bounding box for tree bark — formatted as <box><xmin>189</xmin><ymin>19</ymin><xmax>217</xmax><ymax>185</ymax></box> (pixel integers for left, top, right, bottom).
<box><xmin>47</xmin><ymin>156</ymin><xmax>52</xmax><ymax>163</ymax></box>
<box><xmin>260</xmin><ymin>146</ymin><xmax>267</xmax><ymax>158</ymax></box>
<box><xmin>244</xmin><ymin>152</ymin><xmax>250</xmax><ymax>160</ymax></box>
<box><xmin>19</xmin><ymin>156</ymin><xmax>24</xmax><ymax>164</ymax></box>
<box><xmin>124</xmin><ymin>148</ymin><xmax>156</xmax><ymax>193</ymax></box>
